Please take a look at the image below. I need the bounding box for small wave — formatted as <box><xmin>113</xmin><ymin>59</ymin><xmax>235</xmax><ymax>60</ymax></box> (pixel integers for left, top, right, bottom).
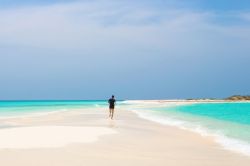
<box><xmin>132</xmin><ymin>109</ymin><xmax>250</xmax><ymax>157</ymax></box>
<box><xmin>0</xmin><ymin>109</ymin><xmax>69</xmax><ymax>120</ymax></box>
<box><xmin>94</xmin><ymin>104</ymin><xmax>100</xmax><ymax>107</ymax></box>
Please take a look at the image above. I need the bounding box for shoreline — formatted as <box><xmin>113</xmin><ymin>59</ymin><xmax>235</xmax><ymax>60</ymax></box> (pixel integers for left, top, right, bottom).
<box><xmin>132</xmin><ymin>108</ymin><xmax>250</xmax><ymax>157</ymax></box>
<box><xmin>0</xmin><ymin>107</ymin><xmax>249</xmax><ymax>165</ymax></box>
<box><xmin>124</xmin><ymin>99</ymin><xmax>250</xmax><ymax>103</ymax></box>
<box><xmin>127</xmin><ymin>100</ymin><xmax>250</xmax><ymax>157</ymax></box>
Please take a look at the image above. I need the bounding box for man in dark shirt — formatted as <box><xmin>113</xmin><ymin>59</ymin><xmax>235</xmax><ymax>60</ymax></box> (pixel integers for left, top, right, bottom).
<box><xmin>108</xmin><ymin>95</ymin><xmax>116</xmax><ymax>119</ymax></box>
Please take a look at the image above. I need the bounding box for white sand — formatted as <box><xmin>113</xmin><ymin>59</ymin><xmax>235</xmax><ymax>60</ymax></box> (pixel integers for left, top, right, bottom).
<box><xmin>0</xmin><ymin>126</ymin><xmax>116</xmax><ymax>149</ymax></box>
<box><xmin>0</xmin><ymin>107</ymin><xmax>250</xmax><ymax>166</ymax></box>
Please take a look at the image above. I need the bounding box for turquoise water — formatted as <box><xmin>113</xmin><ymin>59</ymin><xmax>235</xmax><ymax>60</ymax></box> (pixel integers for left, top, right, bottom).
<box><xmin>155</xmin><ymin>103</ymin><xmax>250</xmax><ymax>142</ymax></box>
<box><xmin>129</xmin><ymin>102</ymin><xmax>250</xmax><ymax>156</ymax></box>
<box><xmin>0</xmin><ymin>100</ymin><xmax>108</xmax><ymax>117</ymax></box>
<box><xmin>168</xmin><ymin>103</ymin><xmax>250</xmax><ymax>125</ymax></box>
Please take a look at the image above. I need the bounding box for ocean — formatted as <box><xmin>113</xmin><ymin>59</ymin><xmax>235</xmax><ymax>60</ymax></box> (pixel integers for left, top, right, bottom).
<box><xmin>125</xmin><ymin>101</ymin><xmax>250</xmax><ymax>156</ymax></box>
<box><xmin>0</xmin><ymin>100</ymin><xmax>107</xmax><ymax>118</ymax></box>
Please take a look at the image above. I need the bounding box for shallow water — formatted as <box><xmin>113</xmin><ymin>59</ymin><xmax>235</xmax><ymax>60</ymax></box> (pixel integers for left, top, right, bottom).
<box><xmin>125</xmin><ymin>101</ymin><xmax>250</xmax><ymax>156</ymax></box>
<box><xmin>0</xmin><ymin>100</ymin><xmax>108</xmax><ymax>117</ymax></box>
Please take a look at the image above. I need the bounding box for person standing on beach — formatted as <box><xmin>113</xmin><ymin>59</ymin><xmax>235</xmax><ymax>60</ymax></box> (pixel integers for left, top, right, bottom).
<box><xmin>108</xmin><ymin>95</ymin><xmax>116</xmax><ymax>119</ymax></box>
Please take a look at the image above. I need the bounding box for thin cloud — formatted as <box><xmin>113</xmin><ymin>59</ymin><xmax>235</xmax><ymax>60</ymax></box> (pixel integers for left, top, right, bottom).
<box><xmin>0</xmin><ymin>0</ymin><xmax>249</xmax><ymax>99</ymax></box>
<box><xmin>0</xmin><ymin>1</ymin><xmax>249</xmax><ymax>52</ymax></box>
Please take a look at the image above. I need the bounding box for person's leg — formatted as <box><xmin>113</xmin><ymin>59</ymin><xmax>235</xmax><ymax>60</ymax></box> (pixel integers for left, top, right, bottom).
<box><xmin>111</xmin><ymin>108</ymin><xmax>114</xmax><ymax>119</ymax></box>
<box><xmin>109</xmin><ymin>108</ymin><xmax>112</xmax><ymax>118</ymax></box>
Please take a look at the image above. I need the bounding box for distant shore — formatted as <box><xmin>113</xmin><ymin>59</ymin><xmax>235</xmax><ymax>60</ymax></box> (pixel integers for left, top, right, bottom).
<box><xmin>126</xmin><ymin>99</ymin><xmax>250</xmax><ymax>103</ymax></box>
<box><xmin>128</xmin><ymin>95</ymin><xmax>250</xmax><ymax>102</ymax></box>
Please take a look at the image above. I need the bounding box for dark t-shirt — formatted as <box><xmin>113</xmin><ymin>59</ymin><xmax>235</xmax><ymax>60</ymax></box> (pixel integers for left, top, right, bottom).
<box><xmin>108</xmin><ymin>98</ymin><xmax>116</xmax><ymax>108</ymax></box>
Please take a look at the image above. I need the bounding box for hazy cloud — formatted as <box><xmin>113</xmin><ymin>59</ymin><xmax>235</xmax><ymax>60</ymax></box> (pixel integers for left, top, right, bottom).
<box><xmin>0</xmin><ymin>0</ymin><xmax>249</xmax><ymax>99</ymax></box>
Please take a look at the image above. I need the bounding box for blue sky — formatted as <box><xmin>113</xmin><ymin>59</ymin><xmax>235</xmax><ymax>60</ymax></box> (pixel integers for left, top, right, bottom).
<box><xmin>0</xmin><ymin>0</ymin><xmax>250</xmax><ymax>100</ymax></box>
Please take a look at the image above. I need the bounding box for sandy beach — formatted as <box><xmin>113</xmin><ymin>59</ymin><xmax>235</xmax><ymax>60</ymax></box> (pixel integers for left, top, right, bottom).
<box><xmin>0</xmin><ymin>106</ymin><xmax>250</xmax><ymax>166</ymax></box>
<box><xmin>1</xmin><ymin>0</ymin><xmax>249</xmax><ymax>165</ymax></box>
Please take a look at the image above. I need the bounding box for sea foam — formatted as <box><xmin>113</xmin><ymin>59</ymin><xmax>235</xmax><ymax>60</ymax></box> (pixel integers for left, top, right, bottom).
<box><xmin>132</xmin><ymin>109</ymin><xmax>250</xmax><ymax>157</ymax></box>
